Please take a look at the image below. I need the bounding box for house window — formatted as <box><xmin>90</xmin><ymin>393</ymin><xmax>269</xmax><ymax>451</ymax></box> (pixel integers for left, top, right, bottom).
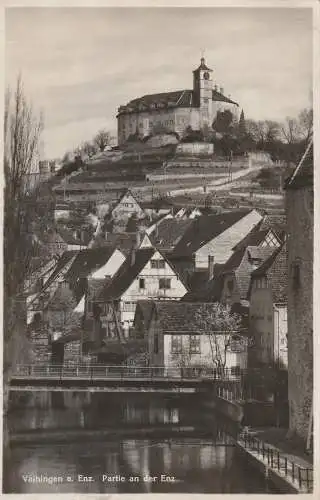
<box><xmin>139</xmin><ymin>278</ymin><xmax>145</xmax><ymax>289</ymax></box>
<box><xmin>122</xmin><ymin>302</ymin><xmax>136</xmax><ymax>312</ymax></box>
<box><xmin>189</xmin><ymin>335</ymin><xmax>201</xmax><ymax>354</ymax></box>
<box><xmin>159</xmin><ymin>278</ymin><xmax>171</xmax><ymax>289</ymax></box>
<box><xmin>151</xmin><ymin>259</ymin><xmax>165</xmax><ymax>269</ymax></box>
<box><xmin>171</xmin><ymin>335</ymin><xmax>182</xmax><ymax>354</ymax></box>
<box><xmin>231</xmin><ymin>366</ymin><xmax>241</xmax><ymax>376</ymax></box>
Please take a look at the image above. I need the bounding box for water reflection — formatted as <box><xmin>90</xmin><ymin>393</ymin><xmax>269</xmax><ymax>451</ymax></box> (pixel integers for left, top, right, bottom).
<box><xmin>4</xmin><ymin>392</ymin><xmax>270</xmax><ymax>494</ymax></box>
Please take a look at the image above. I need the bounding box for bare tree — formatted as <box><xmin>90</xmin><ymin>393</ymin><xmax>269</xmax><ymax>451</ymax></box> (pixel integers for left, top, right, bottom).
<box><xmin>81</xmin><ymin>140</ymin><xmax>99</xmax><ymax>158</ymax></box>
<box><xmin>93</xmin><ymin>129</ymin><xmax>112</xmax><ymax>152</ymax></box>
<box><xmin>297</xmin><ymin>108</ymin><xmax>313</xmax><ymax>142</ymax></box>
<box><xmin>4</xmin><ymin>76</ymin><xmax>43</xmax><ymax>372</ymax></box>
<box><xmin>280</xmin><ymin>116</ymin><xmax>301</xmax><ymax>145</ymax></box>
<box><xmin>194</xmin><ymin>303</ymin><xmax>243</xmax><ymax>376</ymax></box>
<box><xmin>246</xmin><ymin>119</ymin><xmax>280</xmax><ymax>146</ymax></box>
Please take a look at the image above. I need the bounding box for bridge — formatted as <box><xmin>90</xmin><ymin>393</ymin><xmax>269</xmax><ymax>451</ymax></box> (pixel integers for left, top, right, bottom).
<box><xmin>9</xmin><ymin>365</ymin><xmax>242</xmax><ymax>393</ymax></box>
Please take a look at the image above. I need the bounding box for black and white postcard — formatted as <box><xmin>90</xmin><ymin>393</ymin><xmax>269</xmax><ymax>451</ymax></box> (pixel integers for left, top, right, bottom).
<box><xmin>1</xmin><ymin>1</ymin><xmax>318</xmax><ymax>498</ymax></box>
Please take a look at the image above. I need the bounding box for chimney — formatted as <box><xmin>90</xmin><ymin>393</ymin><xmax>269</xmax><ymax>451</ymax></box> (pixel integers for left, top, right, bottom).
<box><xmin>220</xmin><ymin>87</ymin><xmax>224</xmax><ymax>95</ymax></box>
<box><xmin>208</xmin><ymin>255</ymin><xmax>215</xmax><ymax>280</ymax></box>
<box><xmin>214</xmin><ymin>84</ymin><xmax>218</xmax><ymax>92</ymax></box>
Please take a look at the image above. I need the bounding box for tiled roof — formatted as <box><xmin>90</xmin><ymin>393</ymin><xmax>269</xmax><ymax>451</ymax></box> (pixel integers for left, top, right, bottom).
<box><xmin>231</xmin><ymin>222</ymin><xmax>265</xmax><ymax>251</ymax></box>
<box><xmin>97</xmin><ymin>232</ymin><xmax>138</xmax><ymax>255</ymax></box>
<box><xmin>171</xmin><ymin>210</ymin><xmax>252</xmax><ymax>256</ymax></box>
<box><xmin>65</xmin><ymin>247</ymin><xmax>115</xmax><ymax>281</ymax></box>
<box><xmin>153</xmin><ymin>301</ymin><xmax>238</xmax><ymax>334</ymax></box>
<box><xmin>182</xmin><ymin>270</ymin><xmax>225</xmax><ymax>303</ymax></box>
<box><xmin>118</xmin><ymin>88</ymin><xmax>238</xmax><ymax>115</ymax></box>
<box><xmin>56</xmin><ymin>226</ymin><xmax>87</xmax><ymax>246</ymax></box>
<box><xmin>285</xmin><ymin>139</ymin><xmax>313</xmax><ymax>189</ymax></box>
<box><xmin>212</xmin><ymin>89</ymin><xmax>238</xmax><ymax>106</ymax></box>
<box><xmin>235</xmin><ymin>246</ymin><xmax>277</xmax><ymax>298</ymax></box>
<box><xmin>182</xmin><ymin>243</ymin><xmax>276</xmax><ymax>303</ymax></box>
<box><xmin>45</xmin><ymin>284</ymin><xmax>77</xmax><ymax>311</ymax></box>
<box><xmin>150</xmin><ymin>219</ymin><xmax>193</xmax><ymax>251</ymax></box>
<box><xmin>250</xmin><ymin>243</ymin><xmax>287</xmax><ymax>303</ymax></box>
<box><xmin>64</xmin><ymin>247</ymin><xmax>116</xmax><ymax>301</ymax></box>
<box><xmin>96</xmin><ymin>248</ymin><xmax>155</xmax><ymax>301</ymax></box>
<box><xmin>40</xmin><ymin>251</ymin><xmax>78</xmax><ymax>293</ymax></box>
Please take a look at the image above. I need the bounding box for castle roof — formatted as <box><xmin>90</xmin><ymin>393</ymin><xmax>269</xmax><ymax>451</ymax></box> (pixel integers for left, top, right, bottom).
<box><xmin>193</xmin><ymin>57</ymin><xmax>213</xmax><ymax>72</ymax></box>
<box><xmin>117</xmin><ymin>88</ymin><xmax>238</xmax><ymax>116</ymax></box>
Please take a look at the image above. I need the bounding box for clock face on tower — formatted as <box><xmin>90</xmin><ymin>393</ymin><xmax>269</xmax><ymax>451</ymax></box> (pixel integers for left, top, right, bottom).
<box><xmin>203</xmin><ymin>72</ymin><xmax>210</xmax><ymax>80</ymax></box>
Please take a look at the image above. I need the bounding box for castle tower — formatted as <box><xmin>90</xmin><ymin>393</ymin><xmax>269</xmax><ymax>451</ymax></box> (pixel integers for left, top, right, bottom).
<box><xmin>193</xmin><ymin>57</ymin><xmax>213</xmax><ymax>129</ymax></box>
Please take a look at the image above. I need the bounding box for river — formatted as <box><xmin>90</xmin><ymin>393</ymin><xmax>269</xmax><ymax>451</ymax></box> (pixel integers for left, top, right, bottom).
<box><xmin>4</xmin><ymin>392</ymin><xmax>276</xmax><ymax>494</ymax></box>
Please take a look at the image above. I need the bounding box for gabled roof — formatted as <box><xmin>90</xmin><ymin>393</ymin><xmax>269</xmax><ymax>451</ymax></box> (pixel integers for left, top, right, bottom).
<box><xmin>64</xmin><ymin>246</ymin><xmax>117</xmax><ymax>301</ymax></box>
<box><xmin>152</xmin><ymin>301</ymin><xmax>236</xmax><ymax>335</ymax></box>
<box><xmin>231</xmin><ymin>221</ymin><xmax>266</xmax><ymax>251</ymax></box>
<box><xmin>250</xmin><ymin>243</ymin><xmax>287</xmax><ymax>303</ymax></box>
<box><xmin>113</xmin><ymin>188</ymin><xmax>142</xmax><ymax>209</ymax></box>
<box><xmin>285</xmin><ymin>139</ymin><xmax>313</xmax><ymax>190</ymax></box>
<box><xmin>150</xmin><ymin>218</ymin><xmax>193</xmax><ymax>250</ymax></box>
<box><xmin>259</xmin><ymin>215</ymin><xmax>287</xmax><ymax>239</ymax></box>
<box><xmin>64</xmin><ymin>246</ymin><xmax>116</xmax><ymax>282</ymax></box>
<box><xmin>56</xmin><ymin>226</ymin><xmax>86</xmax><ymax>246</ymax></box>
<box><xmin>171</xmin><ymin>210</ymin><xmax>252</xmax><ymax>256</ymax></box>
<box><xmin>182</xmin><ymin>243</ymin><xmax>276</xmax><ymax>303</ymax></box>
<box><xmin>100</xmin><ymin>232</ymin><xmax>138</xmax><ymax>255</ymax></box>
<box><xmin>234</xmin><ymin>246</ymin><xmax>277</xmax><ymax>299</ymax></box>
<box><xmin>45</xmin><ymin>284</ymin><xmax>77</xmax><ymax>311</ymax></box>
<box><xmin>96</xmin><ymin>248</ymin><xmax>155</xmax><ymax>301</ymax></box>
<box><xmin>39</xmin><ymin>251</ymin><xmax>79</xmax><ymax>293</ymax></box>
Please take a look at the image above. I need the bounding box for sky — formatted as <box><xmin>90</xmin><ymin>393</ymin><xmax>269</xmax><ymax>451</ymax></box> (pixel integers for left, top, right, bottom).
<box><xmin>5</xmin><ymin>7</ymin><xmax>313</xmax><ymax>159</ymax></box>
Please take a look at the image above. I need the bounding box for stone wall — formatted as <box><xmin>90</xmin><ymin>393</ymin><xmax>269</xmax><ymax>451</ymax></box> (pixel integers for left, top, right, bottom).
<box><xmin>286</xmin><ymin>186</ymin><xmax>313</xmax><ymax>441</ymax></box>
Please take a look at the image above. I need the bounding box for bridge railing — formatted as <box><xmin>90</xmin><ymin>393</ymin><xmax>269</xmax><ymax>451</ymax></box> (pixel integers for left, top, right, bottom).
<box><xmin>12</xmin><ymin>364</ymin><xmax>243</xmax><ymax>381</ymax></box>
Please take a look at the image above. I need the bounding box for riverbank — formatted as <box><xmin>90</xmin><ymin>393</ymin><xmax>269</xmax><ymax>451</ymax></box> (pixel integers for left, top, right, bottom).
<box><xmin>236</xmin><ymin>429</ymin><xmax>313</xmax><ymax>493</ymax></box>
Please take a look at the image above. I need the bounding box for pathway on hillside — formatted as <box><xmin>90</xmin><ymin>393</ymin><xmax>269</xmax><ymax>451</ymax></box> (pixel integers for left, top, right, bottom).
<box><xmin>166</xmin><ymin>163</ymin><xmax>264</xmax><ymax>197</ymax></box>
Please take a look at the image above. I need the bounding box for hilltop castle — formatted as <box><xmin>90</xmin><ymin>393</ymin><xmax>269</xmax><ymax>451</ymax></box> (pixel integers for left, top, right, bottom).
<box><xmin>117</xmin><ymin>57</ymin><xmax>239</xmax><ymax>145</ymax></box>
